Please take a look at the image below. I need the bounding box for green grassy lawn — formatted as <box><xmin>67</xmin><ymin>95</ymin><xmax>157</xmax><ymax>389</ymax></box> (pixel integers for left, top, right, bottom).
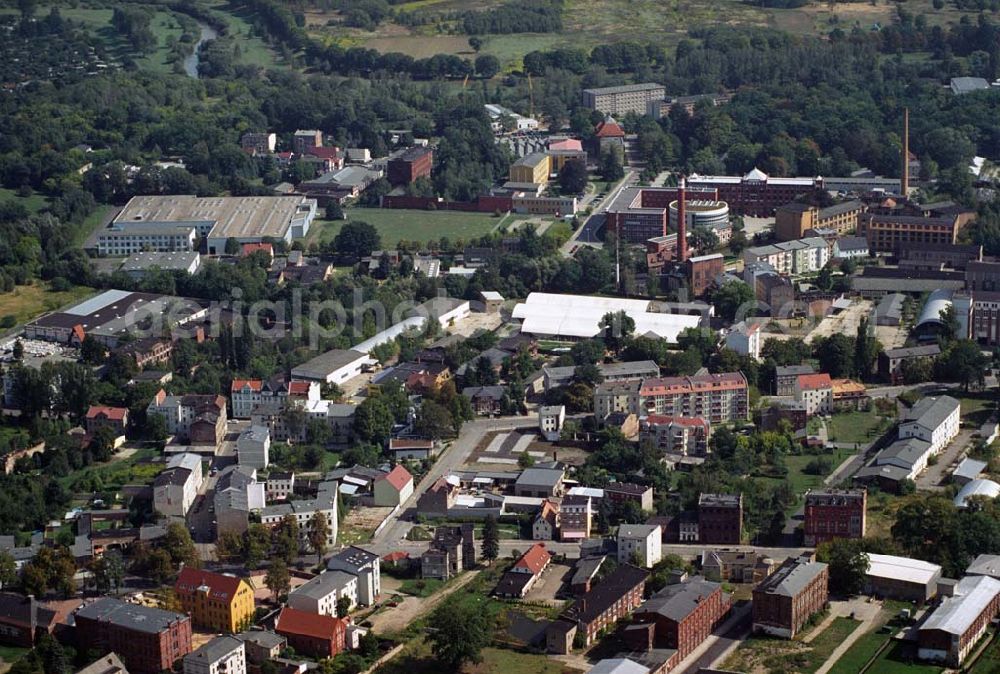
<box><xmin>59</xmin><ymin>447</ymin><xmax>161</xmax><ymax>494</ymax></box>
<box><xmin>0</xmin><ymin>187</ymin><xmax>49</xmax><ymax>214</ymax></box>
<box><xmin>398</xmin><ymin>577</ymin><xmax>445</xmax><ymax>597</ymax></box>
<box><xmin>212</xmin><ymin>1</ymin><xmax>283</xmax><ymax>68</ymax></box>
<box><xmin>826</xmin><ymin>410</ymin><xmax>894</xmax><ymax>446</ymax></box>
<box><xmin>311</xmin><ymin>208</ymin><xmax>503</xmax><ymax>247</ymax></box>
<box><xmin>757</xmin><ymin>448</ymin><xmax>854</xmax><ymax>497</ymax></box>
<box><xmin>959</xmin><ymin>394</ymin><xmax>996</xmax><ymax>426</ymax></box>
<box><xmin>827</xmin><ymin>629</ymin><xmax>890</xmax><ymax>674</ymax></box>
<box><xmin>0</xmin><ymin>282</ymin><xmax>94</xmax><ymax>327</ymax></box>
<box><xmin>867</xmin><ymin>641</ymin><xmax>944</xmax><ymax>674</ymax></box>
<box><xmin>0</xmin><ymin>645</ymin><xmax>28</xmax><ymax>672</ymax></box>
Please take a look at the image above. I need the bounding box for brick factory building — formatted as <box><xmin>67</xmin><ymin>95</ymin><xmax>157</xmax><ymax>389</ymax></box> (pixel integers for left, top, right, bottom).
<box><xmin>624</xmin><ymin>576</ymin><xmax>731</xmax><ymax>661</ymax></box>
<box><xmin>73</xmin><ymin>598</ymin><xmax>193</xmax><ymax>674</ymax></box>
<box><xmin>752</xmin><ymin>556</ymin><xmax>829</xmax><ymax>639</ymax></box>
<box><xmin>687</xmin><ymin>169</ymin><xmax>820</xmax><ymax>217</ymax></box>
<box><xmin>387</xmin><ymin>146</ymin><xmax>433</xmax><ymax>186</ymax></box>
<box><xmin>698</xmin><ymin>493</ymin><xmax>743</xmax><ymax>545</ymax></box>
<box><xmin>803</xmin><ymin>489</ymin><xmax>867</xmax><ymax>546</ymax></box>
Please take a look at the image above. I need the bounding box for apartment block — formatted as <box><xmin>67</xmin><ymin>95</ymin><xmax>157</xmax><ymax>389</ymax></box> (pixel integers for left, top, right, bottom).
<box><xmin>638</xmin><ymin>373</ymin><xmax>749</xmax><ymax>425</ymax></box>
<box><xmin>582</xmin><ymin>83</ymin><xmax>666</xmax><ymax>116</ymax></box>
<box><xmin>73</xmin><ymin>598</ymin><xmax>192</xmax><ymax>674</ymax></box>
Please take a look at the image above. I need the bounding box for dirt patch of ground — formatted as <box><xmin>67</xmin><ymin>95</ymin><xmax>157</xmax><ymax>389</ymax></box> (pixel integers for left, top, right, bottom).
<box><xmin>522</xmin><ymin>563</ymin><xmax>572</xmax><ymax>605</ymax></box>
<box><xmin>366</xmin><ymin>570</ymin><xmax>479</xmax><ymax>635</ymax></box>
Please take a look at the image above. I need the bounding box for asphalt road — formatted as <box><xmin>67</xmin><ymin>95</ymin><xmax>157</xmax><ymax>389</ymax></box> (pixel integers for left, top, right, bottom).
<box><xmin>561</xmin><ymin>170</ymin><xmax>636</xmax><ymax>256</ymax></box>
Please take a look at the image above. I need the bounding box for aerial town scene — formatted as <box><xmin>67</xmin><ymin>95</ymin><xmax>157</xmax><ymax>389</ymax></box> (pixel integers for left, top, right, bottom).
<box><xmin>5</xmin><ymin>1</ymin><xmax>1000</xmax><ymax>674</ymax></box>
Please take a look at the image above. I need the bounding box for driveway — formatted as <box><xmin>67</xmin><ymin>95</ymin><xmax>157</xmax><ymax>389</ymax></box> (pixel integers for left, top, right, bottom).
<box><xmin>916</xmin><ymin>428</ymin><xmax>975</xmax><ymax>490</ymax></box>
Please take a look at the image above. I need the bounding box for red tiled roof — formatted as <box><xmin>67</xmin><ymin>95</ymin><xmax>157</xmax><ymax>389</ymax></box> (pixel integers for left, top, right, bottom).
<box><xmin>287</xmin><ymin>381</ymin><xmax>312</xmax><ymax>395</ymax></box>
<box><xmin>378</xmin><ymin>465</ymin><xmax>413</xmax><ymax>492</ymax></box>
<box><xmin>639</xmin><ymin>373</ymin><xmax>747</xmax><ymax>396</ymax></box>
<box><xmin>797</xmin><ymin>373</ymin><xmax>832</xmax><ymax>390</ymax></box>
<box><xmin>231</xmin><ymin>379</ymin><xmax>263</xmax><ymax>392</ymax></box>
<box><xmin>175</xmin><ymin>567</ymin><xmax>247</xmax><ymax>601</ymax></box>
<box><xmin>383</xmin><ymin>551</ymin><xmax>410</xmax><ymax>563</ymax></box>
<box><xmin>643</xmin><ymin>414</ymin><xmax>709</xmax><ymax>430</ymax></box>
<box><xmin>513</xmin><ymin>543</ymin><xmax>551</xmax><ymax>575</ymax></box>
<box><xmin>276</xmin><ymin>607</ymin><xmax>345</xmax><ymax>641</ymax></box>
<box><xmin>72</xmin><ymin>325</ymin><xmax>86</xmax><ymax>342</ymax></box>
<box><xmin>86</xmin><ymin>405</ymin><xmax>127</xmax><ymax>421</ymax></box>
<box><xmin>549</xmin><ymin>138</ymin><xmax>583</xmax><ymax>151</ymax></box>
<box><xmin>306</xmin><ymin>146</ymin><xmax>340</xmax><ymax>160</ymax></box>
<box><xmin>595</xmin><ymin>118</ymin><xmax>625</xmax><ymax>138</ymax></box>
<box><xmin>241</xmin><ymin>243</ymin><xmax>274</xmax><ymax>256</ymax></box>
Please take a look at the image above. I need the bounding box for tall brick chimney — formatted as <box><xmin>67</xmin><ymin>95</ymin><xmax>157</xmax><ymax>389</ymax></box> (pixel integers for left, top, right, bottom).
<box><xmin>677</xmin><ymin>176</ymin><xmax>688</xmax><ymax>262</ymax></box>
<box><xmin>902</xmin><ymin>108</ymin><xmax>910</xmax><ymax>198</ymax></box>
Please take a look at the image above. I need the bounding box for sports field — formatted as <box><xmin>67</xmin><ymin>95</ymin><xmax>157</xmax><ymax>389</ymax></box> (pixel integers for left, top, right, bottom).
<box><xmin>311</xmin><ymin>208</ymin><xmax>506</xmax><ymax>247</ymax></box>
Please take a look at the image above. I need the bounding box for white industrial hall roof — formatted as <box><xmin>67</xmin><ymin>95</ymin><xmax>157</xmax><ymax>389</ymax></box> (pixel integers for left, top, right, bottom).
<box><xmin>866</xmin><ymin>554</ymin><xmax>942</xmax><ymax>585</ymax></box>
<box><xmin>512</xmin><ymin>292</ymin><xmax>701</xmax><ymax>343</ymax></box>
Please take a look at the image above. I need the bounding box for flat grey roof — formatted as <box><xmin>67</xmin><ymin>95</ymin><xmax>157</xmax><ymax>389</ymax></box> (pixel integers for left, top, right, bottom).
<box><xmin>584</xmin><ymin>83</ymin><xmax>664</xmax><ymax>95</ymax></box>
<box><xmin>641</xmin><ymin>577</ymin><xmax>720</xmax><ymax>622</ymax></box>
<box><xmin>756</xmin><ymin>557</ymin><xmax>827</xmax><ymax>598</ymax></box>
<box><xmin>75</xmin><ymin>598</ymin><xmax>187</xmax><ymax>634</ymax></box>
<box><xmin>185</xmin><ymin>635</ymin><xmax>243</xmax><ymax>663</ymax></box>
<box><xmin>515</xmin><ymin>467</ymin><xmax>564</xmax><ymax>488</ymax></box>
<box><xmin>291</xmin><ymin>349</ymin><xmax>368</xmax><ymax>380</ymax></box>
<box><xmin>290</xmin><ymin>570</ymin><xmax>356</xmax><ymax>599</ymax></box>
<box><xmin>116</xmin><ymin>195</ymin><xmax>310</xmax><ymax>240</ymax></box>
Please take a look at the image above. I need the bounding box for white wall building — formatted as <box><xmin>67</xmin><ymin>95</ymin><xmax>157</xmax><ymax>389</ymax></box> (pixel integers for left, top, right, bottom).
<box><xmin>183</xmin><ymin>637</ymin><xmax>246</xmax><ymax>674</ymax></box>
<box><xmin>326</xmin><ymin>546</ymin><xmax>381</xmax><ymax>606</ymax></box>
<box><xmin>538</xmin><ymin>405</ymin><xmax>566</xmax><ymax>442</ymax></box>
<box><xmin>237</xmin><ymin>425</ymin><xmax>271</xmax><ymax>470</ymax></box>
<box><xmin>794</xmin><ymin>373</ymin><xmax>833</xmax><ymax>416</ymax></box>
<box><xmin>153</xmin><ymin>453</ymin><xmax>203</xmax><ymax>518</ymax></box>
<box><xmin>724</xmin><ymin>321</ymin><xmax>761</xmax><ymax>360</ymax></box>
<box><xmin>287</xmin><ymin>570</ymin><xmax>358</xmax><ymax>616</ymax></box>
<box><xmin>899</xmin><ymin>396</ymin><xmax>961</xmax><ymax>455</ymax></box>
<box><xmin>617</xmin><ymin>524</ymin><xmax>662</xmax><ymax>568</ymax></box>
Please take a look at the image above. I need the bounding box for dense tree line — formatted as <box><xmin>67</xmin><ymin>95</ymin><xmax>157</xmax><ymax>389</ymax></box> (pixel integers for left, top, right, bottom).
<box><xmin>460</xmin><ymin>0</ymin><xmax>563</xmax><ymax>35</ymax></box>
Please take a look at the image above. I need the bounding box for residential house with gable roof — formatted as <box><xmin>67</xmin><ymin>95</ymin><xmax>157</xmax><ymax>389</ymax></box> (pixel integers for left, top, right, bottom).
<box><xmin>174</xmin><ymin>568</ymin><xmax>255</xmax><ymax>633</ymax></box>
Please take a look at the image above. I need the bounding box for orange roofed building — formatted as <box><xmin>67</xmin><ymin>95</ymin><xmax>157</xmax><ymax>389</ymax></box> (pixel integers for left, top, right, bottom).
<box><xmin>174</xmin><ymin>567</ymin><xmax>255</xmax><ymax>633</ymax></box>
<box><xmin>274</xmin><ymin>607</ymin><xmax>346</xmax><ymax>659</ymax></box>
<box><xmin>494</xmin><ymin>543</ymin><xmax>552</xmax><ymax>598</ymax></box>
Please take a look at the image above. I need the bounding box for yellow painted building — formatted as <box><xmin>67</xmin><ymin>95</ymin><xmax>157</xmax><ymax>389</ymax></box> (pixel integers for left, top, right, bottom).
<box><xmin>175</xmin><ymin>567</ymin><xmax>255</xmax><ymax>633</ymax></box>
<box><xmin>509</xmin><ymin>152</ymin><xmax>551</xmax><ymax>185</ymax></box>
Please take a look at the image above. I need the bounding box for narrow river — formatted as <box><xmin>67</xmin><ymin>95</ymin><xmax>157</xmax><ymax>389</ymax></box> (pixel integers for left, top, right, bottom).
<box><xmin>183</xmin><ymin>22</ymin><xmax>219</xmax><ymax>78</ymax></box>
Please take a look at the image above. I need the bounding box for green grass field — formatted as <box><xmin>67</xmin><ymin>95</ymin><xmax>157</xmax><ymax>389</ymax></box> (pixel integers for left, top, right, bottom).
<box><xmin>0</xmin><ymin>282</ymin><xmax>94</xmax><ymax>327</ymax></box>
<box><xmin>312</xmin><ymin>208</ymin><xmax>504</xmax><ymax>247</ymax></box>
<box><xmin>59</xmin><ymin>447</ymin><xmax>161</xmax><ymax>494</ymax></box>
<box><xmin>0</xmin><ymin>187</ymin><xmax>49</xmax><ymax>214</ymax></box>
<box><xmin>212</xmin><ymin>1</ymin><xmax>283</xmax><ymax>68</ymax></box>
<box><xmin>398</xmin><ymin>577</ymin><xmax>445</xmax><ymax>597</ymax></box>
<box><xmin>0</xmin><ymin>645</ymin><xmax>28</xmax><ymax>672</ymax></box>
<box><xmin>757</xmin><ymin>447</ymin><xmax>854</xmax><ymax>497</ymax></box>
<box><xmin>827</xmin><ymin>630</ymin><xmax>892</xmax><ymax>674</ymax></box>
<box><xmin>826</xmin><ymin>410</ymin><xmax>894</xmax><ymax>446</ymax></box>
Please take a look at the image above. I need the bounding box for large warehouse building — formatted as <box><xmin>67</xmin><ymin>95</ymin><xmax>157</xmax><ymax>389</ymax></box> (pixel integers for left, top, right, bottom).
<box><xmin>511</xmin><ymin>292</ymin><xmax>702</xmax><ymax>343</ymax></box>
<box><xmin>101</xmin><ymin>195</ymin><xmax>317</xmax><ymax>256</ymax></box>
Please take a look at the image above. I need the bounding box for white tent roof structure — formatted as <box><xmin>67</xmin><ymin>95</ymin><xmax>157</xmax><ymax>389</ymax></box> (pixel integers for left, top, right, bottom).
<box><xmin>512</xmin><ymin>292</ymin><xmax>702</xmax><ymax>343</ymax></box>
